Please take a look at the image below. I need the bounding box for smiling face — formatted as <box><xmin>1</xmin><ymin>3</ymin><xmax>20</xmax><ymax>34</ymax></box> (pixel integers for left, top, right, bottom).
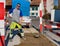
<box><xmin>16</xmin><ymin>3</ymin><xmax>20</xmax><ymax>10</ymax></box>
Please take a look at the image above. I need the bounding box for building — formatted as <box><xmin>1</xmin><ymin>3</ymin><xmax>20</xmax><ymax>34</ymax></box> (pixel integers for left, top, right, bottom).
<box><xmin>6</xmin><ymin>0</ymin><xmax>12</xmax><ymax>11</ymax></box>
<box><xmin>6</xmin><ymin>0</ymin><xmax>40</xmax><ymax>16</ymax></box>
<box><xmin>30</xmin><ymin>0</ymin><xmax>40</xmax><ymax>16</ymax></box>
<box><xmin>6</xmin><ymin>0</ymin><xmax>30</xmax><ymax>15</ymax></box>
<box><xmin>6</xmin><ymin>0</ymin><xmax>12</xmax><ymax>6</ymax></box>
<box><xmin>58</xmin><ymin>0</ymin><xmax>60</xmax><ymax>9</ymax></box>
<box><xmin>46</xmin><ymin>0</ymin><xmax>60</xmax><ymax>13</ymax></box>
<box><xmin>46</xmin><ymin>0</ymin><xmax>54</xmax><ymax>13</ymax></box>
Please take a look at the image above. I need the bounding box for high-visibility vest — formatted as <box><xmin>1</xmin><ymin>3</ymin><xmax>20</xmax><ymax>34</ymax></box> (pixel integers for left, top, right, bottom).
<box><xmin>10</xmin><ymin>22</ymin><xmax>22</xmax><ymax>30</ymax></box>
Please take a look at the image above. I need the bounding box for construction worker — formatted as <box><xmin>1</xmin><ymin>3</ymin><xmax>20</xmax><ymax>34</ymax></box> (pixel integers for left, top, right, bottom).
<box><xmin>8</xmin><ymin>3</ymin><xmax>24</xmax><ymax>40</ymax></box>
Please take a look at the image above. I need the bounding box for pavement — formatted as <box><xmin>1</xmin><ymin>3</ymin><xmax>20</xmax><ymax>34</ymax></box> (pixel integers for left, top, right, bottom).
<box><xmin>5</xmin><ymin>16</ymin><xmax>40</xmax><ymax>46</ymax></box>
<box><xmin>15</xmin><ymin>33</ymin><xmax>56</xmax><ymax>46</ymax></box>
<box><xmin>5</xmin><ymin>16</ymin><xmax>57</xmax><ymax>46</ymax></box>
<box><xmin>43</xmin><ymin>30</ymin><xmax>60</xmax><ymax>45</ymax></box>
<box><xmin>7</xmin><ymin>27</ymin><xmax>39</xmax><ymax>46</ymax></box>
<box><xmin>7</xmin><ymin>27</ymin><xmax>56</xmax><ymax>46</ymax></box>
<box><xmin>30</xmin><ymin>16</ymin><xmax>40</xmax><ymax>30</ymax></box>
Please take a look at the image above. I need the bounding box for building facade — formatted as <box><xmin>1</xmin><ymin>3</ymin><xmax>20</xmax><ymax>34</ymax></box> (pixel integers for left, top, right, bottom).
<box><xmin>6</xmin><ymin>0</ymin><xmax>12</xmax><ymax>5</ymax></box>
<box><xmin>30</xmin><ymin>0</ymin><xmax>40</xmax><ymax>16</ymax></box>
<box><xmin>30</xmin><ymin>6</ymin><xmax>39</xmax><ymax>16</ymax></box>
<box><xmin>46</xmin><ymin>0</ymin><xmax>54</xmax><ymax>13</ymax></box>
<box><xmin>6</xmin><ymin>0</ymin><xmax>40</xmax><ymax>16</ymax></box>
<box><xmin>58</xmin><ymin>0</ymin><xmax>60</xmax><ymax>9</ymax></box>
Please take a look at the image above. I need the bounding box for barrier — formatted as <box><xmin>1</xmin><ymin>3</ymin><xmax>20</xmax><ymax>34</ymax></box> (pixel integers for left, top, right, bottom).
<box><xmin>0</xmin><ymin>1</ymin><xmax>5</xmax><ymax>46</ymax></box>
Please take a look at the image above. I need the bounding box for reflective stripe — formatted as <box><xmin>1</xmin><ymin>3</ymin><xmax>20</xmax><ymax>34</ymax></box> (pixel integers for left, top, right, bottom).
<box><xmin>10</xmin><ymin>22</ymin><xmax>22</xmax><ymax>29</ymax></box>
<box><xmin>52</xmin><ymin>26</ymin><xmax>57</xmax><ymax>28</ymax></box>
<box><xmin>21</xmin><ymin>33</ymin><xmax>24</xmax><ymax>37</ymax></box>
<box><xmin>44</xmin><ymin>24</ymin><xmax>60</xmax><ymax>29</ymax></box>
<box><xmin>40</xmin><ymin>17</ymin><xmax>42</xmax><ymax>24</ymax></box>
<box><xmin>10</xmin><ymin>34</ymin><xmax>13</xmax><ymax>38</ymax></box>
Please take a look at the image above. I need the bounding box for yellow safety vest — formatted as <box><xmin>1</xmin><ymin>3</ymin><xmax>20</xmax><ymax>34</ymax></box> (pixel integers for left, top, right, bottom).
<box><xmin>10</xmin><ymin>22</ymin><xmax>22</xmax><ymax>30</ymax></box>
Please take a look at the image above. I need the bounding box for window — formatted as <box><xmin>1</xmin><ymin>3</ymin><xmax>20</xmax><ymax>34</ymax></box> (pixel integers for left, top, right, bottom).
<box><xmin>32</xmin><ymin>7</ymin><xmax>34</xmax><ymax>10</ymax></box>
<box><xmin>32</xmin><ymin>13</ymin><xmax>34</xmax><ymax>15</ymax></box>
<box><xmin>36</xmin><ymin>13</ymin><xmax>38</xmax><ymax>16</ymax></box>
<box><xmin>35</xmin><ymin>7</ymin><xmax>38</xmax><ymax>10</ymax></box>
<box><xmin>32</xmin><ymin>7</ymin><xmax>38</xmax><ymax>11</ymax></box>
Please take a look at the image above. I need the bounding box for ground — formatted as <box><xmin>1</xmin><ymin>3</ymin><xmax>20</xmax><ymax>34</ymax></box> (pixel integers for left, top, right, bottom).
<box><xmin>7</xmin><ymin>27</ymin><xmax>56</xmax><ymax>46</ymax></box>
<box><xmin>15</xmin><ymin>33</ymin><xmax>56</xmax><ymax>46</ymax></box>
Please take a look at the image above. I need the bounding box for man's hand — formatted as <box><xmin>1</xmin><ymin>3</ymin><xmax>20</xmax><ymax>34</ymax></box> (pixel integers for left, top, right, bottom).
<box><xmin>20</xmin><ymin>17</ymin><xmax>23</xmax><ymax>22</ymax></box>
<box><xmin>19</xmin><ymin>21</ymin><xmax>22</xmax><ymax>25</ymax></box>
<box><xmin>7</xmin><ymin>12</ymin><xmax>12</xmax><ymax>18</ymax></box>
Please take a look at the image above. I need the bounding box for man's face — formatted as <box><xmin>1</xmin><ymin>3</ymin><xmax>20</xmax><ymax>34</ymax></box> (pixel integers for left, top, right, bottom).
<box><xmin>16</xmin><ymin>4</ymin><xmax>20</xmax><ymax>9</ymax></box>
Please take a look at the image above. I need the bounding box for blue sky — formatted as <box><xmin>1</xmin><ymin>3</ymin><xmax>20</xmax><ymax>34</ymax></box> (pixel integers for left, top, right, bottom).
<box><xmin>54</xmin><ymin>0</ymin><xmax>58</xmax><ymax>6</ymax></box>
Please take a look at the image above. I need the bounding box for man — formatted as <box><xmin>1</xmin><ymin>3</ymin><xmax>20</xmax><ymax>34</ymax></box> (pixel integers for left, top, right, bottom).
<box><xmin>8</xmin><ymin>3</ymin><xmax>24</xmax><ymax>40</ymax></box>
